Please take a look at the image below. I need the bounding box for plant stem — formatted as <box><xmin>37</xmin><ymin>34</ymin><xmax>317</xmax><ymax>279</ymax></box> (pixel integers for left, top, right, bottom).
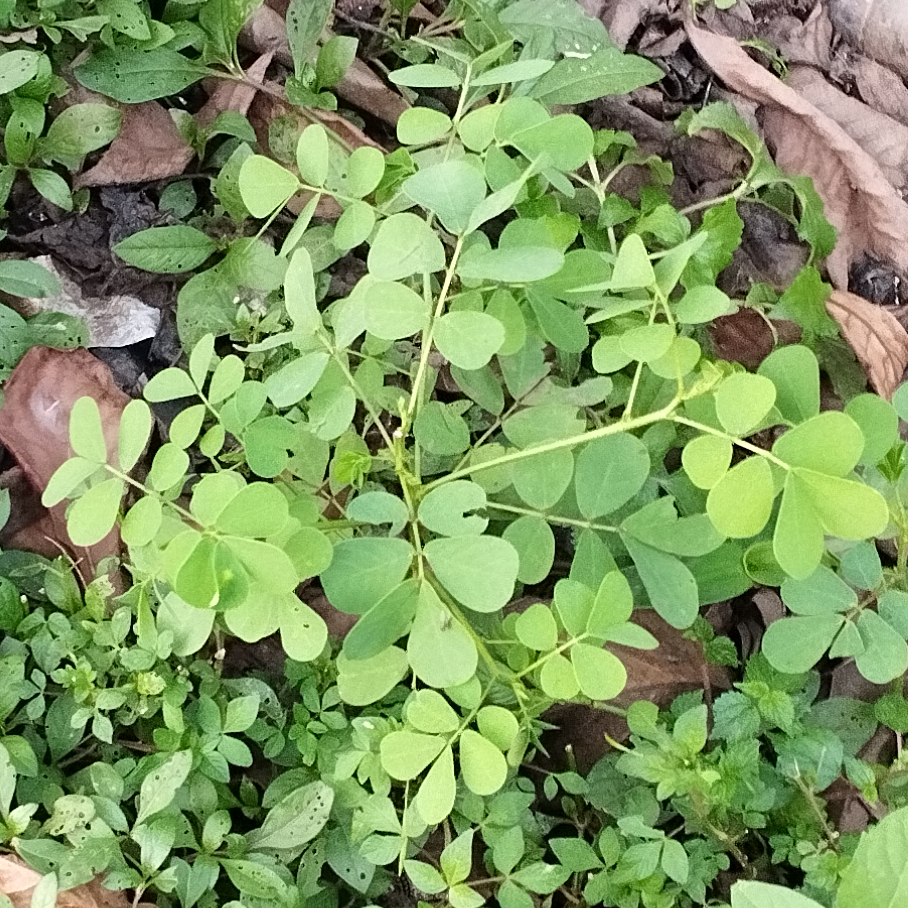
<box><xmin>484</xmin><ymin>502</ymin><xmax>618</xmax><ymax>534</ymax></box>
<box><xmin>405</xmin><ymin>235</ymin><xmax>466</xmax><ymax>424</ymax></box>
<box><xmin>671</xmin><ymin>416</ymin><xmax>790</xmax><ymax>469</ymax></box>
<box><xmin>426</xmin><ymin>400</ymin><xmax>680</xmax><ymax>490</ymax></box>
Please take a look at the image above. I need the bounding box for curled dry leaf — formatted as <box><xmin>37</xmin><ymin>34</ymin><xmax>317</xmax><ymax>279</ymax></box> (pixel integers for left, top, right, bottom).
<box><xmin>686</xmin><ymin>22</ymin><xmax>908</xmax><ymax>290</ymax></box>
<box><xmin>853</xmin><ymin>55</ymin><xmax>908</xmax><ymax>129</ymax></box>
<box><xmin>826</xmin><ymin>289</ymin><xmax>908</xmax><ymax>398</ymax></box>
<box><xmin>709</xmin><ymin>309</ymin><xmax>802</xmax><ymax>370</ymax></box>
<box><xmin>785</xmin><ymin>65</ymin><xmax>908</xmax><ymax>192</ymax></box>
<box><xmin>0</xmin><ymin>347</ymin><xmax>130</xmax><ymax>577</ymax></box>
<box><xmin>0</xmin><ymin>854</ymin><xmax>128</xmax><ymax>908</ymax></box>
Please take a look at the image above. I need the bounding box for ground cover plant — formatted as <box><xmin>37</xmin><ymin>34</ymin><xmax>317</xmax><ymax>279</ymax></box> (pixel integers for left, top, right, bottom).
<box><xmin>3</xmin><ymin>1</ymin><xmax>908</xmax><ymax>907</ymax></box>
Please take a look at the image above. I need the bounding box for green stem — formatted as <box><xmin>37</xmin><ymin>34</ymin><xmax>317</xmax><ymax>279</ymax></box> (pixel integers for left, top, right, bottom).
<box><xmin>671</xmin><ymin>416</ymin><xmax>790</xmax><ymax>470</ymax></box>
<box><xmin>405</xmin><ymin>235</ymin><xmax>466</xmax><ymax>424</ymax></box>
<box><xmin>426</xmin><ymin>400</ymin><xmax>680</xmax><ymax>490</ymax></box>
<box><xmin>484</xmin><ymin>502</ymin><xmax>618</xmax><ymax>534</ymax></box>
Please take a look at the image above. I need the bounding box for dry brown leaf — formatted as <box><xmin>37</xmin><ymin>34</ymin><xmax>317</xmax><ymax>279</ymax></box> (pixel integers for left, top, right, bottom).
<box><xmin>542</xmin><ymin>610</ymin><xmax>731</xmax><ymax>771</ymax></box>
<box><xmin>686</xmin><ymin>22</ymin><xmax>908</xmax><ymax>290</ymax></box>
<box><xmin>0</xmin><ymin>855</ymin><xmax>128</xmax><ymax>908</ymax></box>
<box><xmin>196</xmin><ymin>52</ymin><xmax>273</xmax><ymax>128</ymax></box>
<box><xmin>601</xmin><ymin>0</ymin><xmax>664</xmax><ymax>50</ymax></box>
<box><xmin>826</xmin><ymin>289</ymin><xmax>908</xmax><ymax>398</ymax></box>
<box><xmin>827</xmin><ymin>0</ymin><xmax>908</xmax><ymax>79</ymax></box>
<box><xmin>0</xmin><ymin>347</ymin><xmax>130</xmax><ymax>578</ymax></box>
<box><xmin>854</xmin><ymin>55</ymin><xmax>908</xmax><ymax>129</ymax></box>
<box><xmin>77</xmin><ymin>101</ymin><xmax>193</xmax><ymax>188</ymax></box>
<box><xmin>78</xmin><ymin>55</ymin><xmax>272</xmax><ymax>188</ymax></box>
<box><xmin>709</xmin><ymin>309</ymin><xmax>802</xmax><ymax>370</ymax></box>
<box><xmin>785</xmin><ymin>65</ymin><xmax>908</xmax><ymax>191</ymax></box>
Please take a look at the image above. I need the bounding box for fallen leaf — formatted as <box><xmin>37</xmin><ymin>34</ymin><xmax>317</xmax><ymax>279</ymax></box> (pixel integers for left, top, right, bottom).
<box><xmin>18</xmin><ymin>255</ymin><xmax>160</xmax><ymax>347</ymax></box>
<box><xmin>78</xmin><ymin>55</ymin><xmax>272</xmax><ymax>188</ymax></box>
<box><xmin>827</xmin><ymin>0</ymin><xmax>908</xmax><ymax>80</ymax></box>
<box><xmin>785</xmin><ymin>65</ymin><xmax>908</xmax><ymax>192</ymax></box>
<box><xmin>76</xmin><ymin>101</ymin><xmax>193</xmax><ymax>188</ymax></box>
<box><xmin>826</xmin><ymin>289</ymin><xmax>908</xmax><ymax>398</ymax></box>
<box><xmin>543</xmin><ymin>610</ymin><xmax>731</xmax><ymax>771</ymax></box>
<box><xmin>686</xmin><ymin>22</ymin><xmax>908</xmax><ymax>289</ymax></box>
<box><xmin>604</xmin><ymin>0</ymin><xmax>665</xmax><ymax>50</ymax></box>
<box><xmin>196</xmin><ymin>52</ymin><xmax>273</xmax><ymax>128</ymax></box>
<box><xmin>854</xmin><ymin>55</ymin><xmax>908</xmax><ymax>129</ymax></box>
<box><xmin>0</xmin><ymin>347</ymin><xmax>130</xmax><ymax>578</ymax></box>
<box><xmin>0</xmin><ymin>855</ymin><xmax>128</xmax><ymax>908</ymax></box>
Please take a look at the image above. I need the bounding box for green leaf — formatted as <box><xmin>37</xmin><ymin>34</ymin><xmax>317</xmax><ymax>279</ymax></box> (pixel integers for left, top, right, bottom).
<box><xmin>214</xmin><ymin>483</ymin><xmax>289</xmax><ymax>537</ymax></box>
<box><xmin>368</xmin><ymin>212</ymin><xmax>445</xmax><ymax>280</ymax></box>
<box><xmin>571</xmin><ymin>643</ymin><xmax>626</xmax><ymax>700</ymax></box>
<box><xmin>29</xmin><ymin>168</ymin><xmax>72</xmax><ymax>211</ymax></box>
<box><xmin>757</xmin><ymin>345</ymin><xmax>820</xmax><ymax>423</ymax></box>
<box><xmin>624</xmin><ymin>537</ymin><xmax>698</xmax><ymax>628</ymax></box>
<box><xmin>512</xmin><ymin>449</ymin><xmax>574</xmax><ymax>509</ymax></box>
<box><xmin>856</xmin><ymin>610</ymin><xmax>908</xmax><ymax>683</ymax></box>
<box><xmin>42</xmin><ymin>103</ymin><xmax>121</xmax><ymax>165</ymax></box>
<box><xmin>476</xmin><ymin>706</ymin><xmax>519</xmax><ymax>752</ymax></box>
<box><xmin>238</xmin><ymin>155</ymin><xmax>300</xmax><ymax>217</ymax></box>
<box><xmin>67</xmin><ymin>478</ymin><xmax>124</xmax><ymax>546</ymax></box>
<box><xmin>515</xmin><ymin>602</ymin><xmax>559</xmax><ymax>651</ymax></box>
<box><xmin>70</xmin><ymin>396</ymin><xmax>107</xmax><ymax>463</ymax></box>
<box><xmin>425</xmin><ymin>535</ymin><xmax>518</xmax><ymax>612</ymax></box>
<box><xmin>397</xmin><ymin>107</ymin><xmax>451</xmax><ymax>145</ymax></box>
<box><xmin>297</xmin><ymin>124</ymin><xmax>329</xmax><ymax>186</ymax></box>
<box><xmin>414</xmin><ymin>745</ymin><xmax>456</xmax><ymax>824</ymax></box>
<box><xmin>404</xmin><ymin>861</ymin><xmax>446</xmax><ymax>896</ymax></box>
<box><xmin>334</xmin><ymin>201</ymin><xmax>376</xmax><ymax>251</ymax></box>
<box><xmin>342</xmin><ymin>579</ymin><xmax>420</xmax><ymax>661</ymax></box>
<box><xmin>457</xmin><ymin>246</ymin><xmax>564</xmax><ymax>283</ymax></box>
<box><xmin>408</xmin><ymin>582</ymin><xmax>478</xmax><ymax>688</ymax></box>
<box><xmin>390</xmin><ymin>64</ymin><xmax>461</xmax><ymax>87</ymax></box>
<box><xmin>286</xmin><ymin>0</ymin><xmax>332</xmax><ymax>75</ymax></box>
<box><xmin>115</xmin><ymin>226</ymin><xmax>216</xmax><ymax>273</ymax></box>
<box><xmin>42</xmin><ymin>458</ymin><xmax>101</xmax><ymax>508</ymax></box>
<box><xmin>773</xmin><ymin>473</ymin><xmax>825</xmax><ymax>580</ymax></box>
<box><xmin>731</xmin><ymin>881</ymin><xmax>825</xmax><ymax>908</ymax></box>
<box><xmin>588</xmin><ymin>570</ymin><xmax>633</xmax><ymax>636</ymax></box>
<box><xmin>406</xmin><ymin>689</ymin><xmax>459</xmax><ymax>735</ymax></box>
<box><xmin>118</xmin><ymin>399</ymin><xmax>152</xmax><ymax>472</ymax></box>
<box><xmin>837</xmin><ymin>806</ymin><xmax>908</xmax><ymax>908</ymax></box>
<box><xmin>74</xmin><ymin>48</ymin><xmax>207</xmax><ymax>103</ymax></box>
<box><xmin>474</xmin><ymin>59</ymin><xmax>553</xmax><ymax>86</ymax></box>
<box><xmin>845</xmin><ymin>394</ymin><xmax>898</xmax><ymax>466</ymax></box>
<box><xmin>414</xmin><ymin>401</ymin><xmax>470</xmax><ymax>455</ymax></box>
<box><xmin>459</xmin><ymin>730</ymin><xmax>507</xmax><ymax>796</ymax></box>
<box><xmin>419</xmin><ymin>481</ymin><xmax>488</xmax><ymax>537</ymax></box>
<box><xmin>574</xmin><ymin>433</ymin><xmax>649</xmax><ymax>518</ymax></box>
<box><xmin>122</xmin><ymin>496</ymin><xmax>163</xmax><ymax>548</ymax></box>
<box><xmin>540</xmin><ymin>652</ymin><xmax>579</xmax><ymax>699</ymax></box>
<box><xmin>675</xmin><ymin>285</ymin><xmax>732</xmax><ymax>324</ymax></box>
<box><xmin>346</xmin><ymin>146</ymin><xmax>385</xmax><ymax>198</ymax></box>
<box><xmin>246</xmin><ymin>779</ymin><xmax>332</xmax><ymax>860</ymax></box>
<box><xmin>362</xmin><ymin>280</ymin><xmax>429</xmax><ymax>340</ymax></box>
<box><xmin>264</xmin><ymin>352</ymin><xmax>329</xmax><ymax>407</ymax></box>
<box><xmin>435</xmin><ymin>311</ymin><xmax>505</xmax><ymax>370</ymax></box>
<box><xmin>0</xmin><ymin>51</ymin><xmax>40</xmax><ymax>94</ymax></box>
<box><xmin>135</xmin><ymin>751</ymin><xmax>192</xmax><ymax>824</ymax></box>
<box><xmin>610</xmin><ymin>234</ymin><xmax>654</xmax><ymax>290</ymax></box>
<box><xmin>781</xmin><ymin>566</ymin><xmax>855</xmax><ymax>616</ymax></box>
<box><xmin>320</xmin><ymin>537</ymin><xmax>413</xmax><ymax>614</ymax></box>
<box><xmin>772</xmin><ymin>411</ymin><xmax>865</xmax><ymax>476</ymax></box>
<box><xmin>715</xmin><ymin>373</ymin><xmax>776</xmax><ymax>435</ymax></box>
<box><xmin>683</xmin><ymin>435</ymin><xmax>732</xmax><ymax>490</ymax></box>
<box><xmin>503</xmin><ymin>516</ymin><xmax>555</xmax><ymax>584</ymax></box>
<box><xmin>336</xmin><ymin>645</ymin><xmax>409</xmax><ymax>705</ymax></box>
<box><xmin>798</xmin><ymin>470</ymin><xmax>889</xmax><ymax>540</ymax></box>
<box><xmin>762</xmin><ymin>615</ymin><xmax>843</xmax><ymax>673</ymax></box>
<box><xmin>316</xmin><ymin>34</ymin><xmax>357</xmax><ymax>88</ymax></box>
<box><xmin>525</xmin><ymin>291</ymin><xmax>588</xmax><ymax>353</ymax></box>
<box><xmin>404</xmin><ymin>160</ymin><xmax>487</xmax><ymax>235</ymax></box>
<box><xmin>0</xmin><ymin>260</ymin><xmax>60</xmax><ymax>298</ymax></box>
<box><xmin>707</xmin><ymin>456</ymin><xmax>775</xmax><ymax>538</ymax></box>
<box><xmin>530</xmin><ymin>47</ymin><xmax>662</xmax><ymax>105</ymax></box>
<box><xmin>499</xmin><ymin>0</ymin><xmax>611</xmax><ymax>55</ymax></box>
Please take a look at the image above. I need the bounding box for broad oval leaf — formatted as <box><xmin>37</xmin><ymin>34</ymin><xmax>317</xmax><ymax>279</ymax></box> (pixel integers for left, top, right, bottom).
<box><xmin>425</xmin><ymin>535</ymin><xmax>518</xmax><ymax>612</ymax></box>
